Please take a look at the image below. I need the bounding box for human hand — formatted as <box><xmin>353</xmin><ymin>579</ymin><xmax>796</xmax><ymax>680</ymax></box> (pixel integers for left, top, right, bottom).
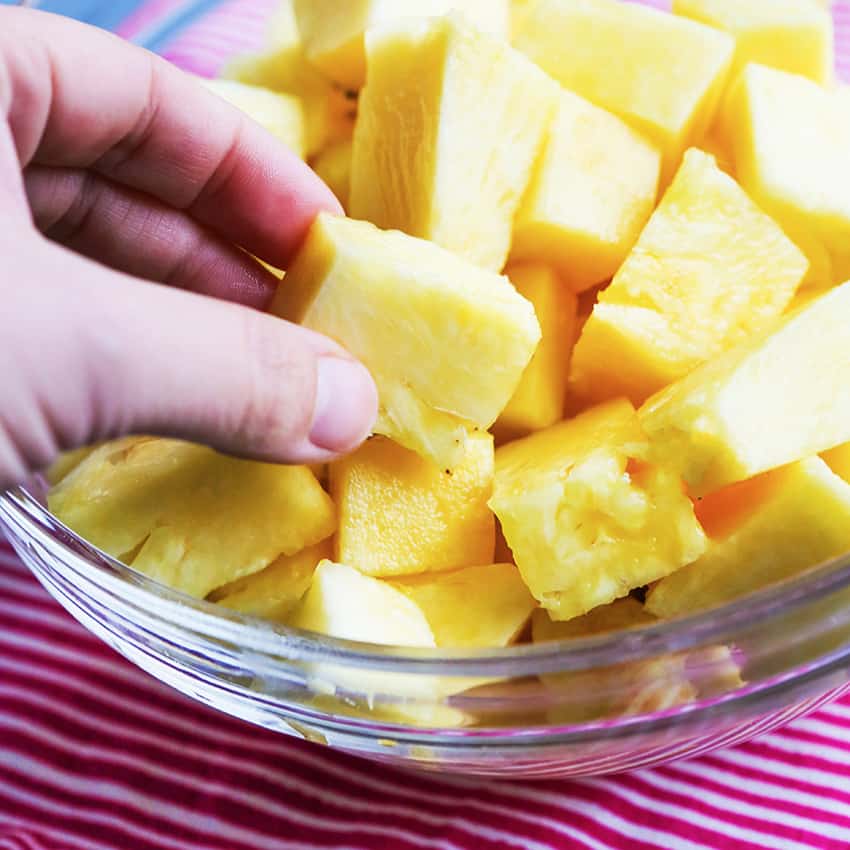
<box><xmin>0</xmin><ymin>7</ymin><xmax>377</xmax><ymax>491</ymax></box>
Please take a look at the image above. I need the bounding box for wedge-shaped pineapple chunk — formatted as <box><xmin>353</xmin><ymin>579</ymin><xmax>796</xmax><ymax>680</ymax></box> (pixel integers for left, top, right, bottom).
<box><xmin>311</xmin><ymin>139</ymin><xmax>352</xmax><ymax>211</ymax></box>
<box><xmin>271</xmin><ymin>213</ymin><xmax>541</xmax><ymax>469</ymax></box>
<box><xmin>330</xmin><ymin>433</ymin><xmax>494</xmax><ymax>577</ymax></box>
<box><xmin>200</xmin><ymin>79</ymin><xmax>305</xmax><ymax>158</ymax></box>
<box><xmin>647</xmin><ymin>458</ymin><xmax>850</xmax><ymax>618</ymax></box>
<box><xmin>639</xmin><ymin>282</ymin><xmax>850</xmax><ymax>497</ymax></box>
<box><xmin>350</xmin><ymin>14</ymin><xmax>558</xmax><ymax>271</ymax></box>
<box><xmin>49</xmin><ymin>438</ymin><xmax>335</xmax><ymax>598</ymax></box>
<box><xmin>210</xmin><ymin>540</ymin><xmax>332</xmax><ymax>619</ymax></box>
<box><xmin>490</xmin><ymin>399</ymin><xmax>707</xmax><ymax>621</ymax></box>
<box><xmin>293</xmin><ymin>0</ymin><xmax>510</xmax><ymax>91</ymax></box>
<box><xmin>511</xmin><ymin>91</ymin><xmax>661</xmax><ymax>292</ymax></box>
<box><xmin>723</xmin><ymin>64</ymin><xmax>850</xmax><ymax>286</ymax></box>
<box><xmin>823</xmin><ymin>443</ymin><xmax>850</xmax><ymax>483</ymax></box>
<box><xmin>532</xmin><ymin>598</ymin><xmax>655</xmax><ymax>641</ymax></box>
<box><xmin>515</xmin><ymin>0</ymin><xmax>734</xmax><ymax>184</ymax></box>
<box><xmin>673</xmin><ymin>0</ymin><xmax>833</xmax><ymax>85</ymax></box>
<box><xmin>496</xmin><ymin>264</ymin><xmax>577</xmax><ymax>436</ymax></box>
<box><xmin>570</xmin><ymin>149</ymin><xmax>808</xmax><ymax>407</ymax></box>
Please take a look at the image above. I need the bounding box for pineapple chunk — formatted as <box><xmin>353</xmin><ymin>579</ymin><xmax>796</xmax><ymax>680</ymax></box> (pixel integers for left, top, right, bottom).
<box><xmin>722</xmin><ymin>64</ymin><xmax>850</xmax><ymax>286</ymax></box>
<box><xmin>531</xmin><ymin>598</ymin><xmax>655</xmax><ymax>641</ymax></box>
<box><xmin>489</xmin><ymin>399</ymin><xmax>707</xmax><ymax>621</ymax></box>
<box><xmin>266</xmin><ymin>0</ymin><xmax>299</xmax><ymax>49</ymax></box>
<box><xmin>311</xmin><ymin>139</ymin><xmax>352</xmax><ymax>210</ymax></box>
<box><xmin>496</xmin><ymin>264</ymin><xmax>577</xmax><ymax>436</ymax></box>
<box><xmin>511</xmin><ymin>90</ymin><xmax>661</xmax><ymax>292</ymax></box>
<box><xmin>330</xmin><ymin>433</ymin><xmax>495</xmax><ymax>577</ymax></box>
<box><xmin>200</xmin><ymin>79</ymin><xmax>305</xmax><ymax>158</ymax></box>
<box><xmin>647</xmin><ymin>458</ymin><xmax>850</xmax><ymax>617</ymax></box>
<box><xmin>46</xmin><ymin>445</ymin><xmax>100</xmax><ymax>486</ymax></box>
<box><xmin>510</xmin><ymin>0</ymin><xmax>536</xmax><ymax>38</ymax></box>
<box><xmin>673</xmin><ymin>0</ymin><xmax>833</xmax><ymax>85</ymax></box>
<box><xmin>271</xmin><ymin>213</ymin><xmax>541</xmax><ymax>469</ymax></box>
<box><xmin>515</xmin><ymin>0</ymin><xmax>734</xmax><ymax>184</ymax></box>
<box><xmin>570</xmin><ymin>149</ymin><xmax>808</xmax><ymax>407</ymax></box>
<box><xmin>210</xmin><ymin>540</ymin><xmax>331</xmax><ymax>619</ymax></box>
<box><xmin>639</xmin><ymin>281</ymin><xmax>850</xmax><ymax>497</ymax></box>
<box><xmin>48</xmin><ymin>438</ymin><xmax>335</xmax><ymax>598</ymax></box>
<box><xmin>823</xmin><ymin>443</ymin><xmax>850</xmax><ymax>483</ymax></box>
<box><xmin>293</xmin><ymin>0</ymin><xmax>511</xmax><ymax>91</ymax></box>
<box><xmin>350</xmin><ymin>14</ymin><xmax>558</xmax><ymax>272</ymax></box>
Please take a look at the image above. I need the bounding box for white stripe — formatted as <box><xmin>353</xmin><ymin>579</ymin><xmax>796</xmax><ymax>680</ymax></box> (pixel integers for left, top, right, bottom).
<box><xmin>759</xmin><ymin>729</ymin><xmax>850</xmax><ymax>766</ymax></box>
<box><xmin>0</xmin><ymin>816</ymin><xmax>144</xmax><ymax>850</ymax></box>
<box><xmin>793</xmin><ymin>715</ymin><xmax>850</xmax><ymax>742</ymax></box>
<box><xmin>714</xmin><ymin>747</ymin><xmax>850</xmax><ymax>793</ymax></box>
<box><xmin>819</xmin><ymin>702</ymin><xmax>850</xmax><ymax>722</ymax></box>
<box><xmin>0</xmin><ymin>571</ymin><xmax>58</xmax><ymax>602</ymax></box>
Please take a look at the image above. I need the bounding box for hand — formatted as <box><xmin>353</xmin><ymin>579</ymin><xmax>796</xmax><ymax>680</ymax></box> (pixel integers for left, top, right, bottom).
<box><xmin>0</xmin><ymin>7</ymin><xmax>377</xmax><ymax>491</ymax></box>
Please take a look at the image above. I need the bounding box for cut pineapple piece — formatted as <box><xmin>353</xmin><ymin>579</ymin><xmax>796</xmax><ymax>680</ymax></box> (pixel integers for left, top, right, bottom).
<box><xmin>823</xmin><ymin>443</ymin><xmax>850</xmax><ymax>483</ymax></box>
<box><xmin>510</xmin><ymin>0</ymin><xmax>536</xmax><ymax>38</ymax></box>
<box><xmin>271</xmin><ymin>213</ymin><xmax>541</xmax><ymax>469</ymax></box>
<box><xmin>570</xmin><ymin>149</ymin><xmax>808</xmax><ymax>407</ymax></box>
<box><xmin>639</xmin><ymin>281</ymin><xmax>850</xmax><ymax>497</ymax></box>
<box><xmin>490</xmin><ymin>399</ymin><xmax>707</xmax><ymax>621</ymax></box>
<box><xmin>532</xmin><ymin>598</ymin><xmax>655</xmax><ymax>641</ymax></box>
<box><xmin>266</xmin><ymin>0</ymin><xmax>300</xmax><ymax>49</ymax></box>
<box><xmin>647</xmin><ymin>458</ymin><xmax>850</xmax><ymax>617</ymax></box>
<box><xmin>200</xmin><ymin>79</ymin><xmax>305</xmax><ymax>158</ymax></box>
<box><xmin>46</xmin><ymin>445</ymin><xmax>100</xmax><ymax>486</ymax></box>
<box><xmin>311</xmin><ymin>139</ymin><xmax>352</xmax><ymax>210</ymax></box>
<box><xmin>722</xmin><ymin>63</ymin><xmax>850</xmax><ymax>285</ymax></box>
<box><xmin>210</xmin><ymin>540</ymin><xmax>332</xmax><ymax>620</ymax></box>
<box><xmin>511</xmin><ymin>90</ymin><xmax>661</xmax><ymax>292</ymax></box>
<box><xmin>673</xmin><ymin>0</ymin><xmax>833</xmax><ymax>85</ymax></box>
<box><xmin>293</xmin><ymin>0</ymin><xmax>510</xmax><ymax>91</ymax></box>
<box><xmin>350</xmin><ymin>14</ymin><xmax>558</xmax><ymax>271</ymax></box>
<box><xmin>49</xmin><ymin>438</ymin><xmax>335</xmax><ymax>598</ymax></box>
<box><xmin>330</xmin><ymin>433</ymin><xmax>494</xmax><ymax>577</ymax></box>
<box><xmin>515</xmin><ymin>0</ymin><xmax>734</xmax><ymax>184</ymax></box>
<box><xmin>496</xmin><ymin>264</ymin><xmax>577</xmax><ymax>436</ymax></box>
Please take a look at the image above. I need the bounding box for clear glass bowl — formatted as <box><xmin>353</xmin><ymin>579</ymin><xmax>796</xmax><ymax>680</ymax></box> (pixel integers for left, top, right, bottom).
<box><xmin>5</xmin><ymin>477</ymin><xmax>850</xmax><ymax>778</ymax></box>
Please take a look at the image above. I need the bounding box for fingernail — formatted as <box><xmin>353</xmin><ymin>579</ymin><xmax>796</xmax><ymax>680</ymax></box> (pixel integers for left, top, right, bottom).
<box><xmin>310</xmin><ymin>356</ymin><xmax>378</xmax><ymax>453</ymax></box>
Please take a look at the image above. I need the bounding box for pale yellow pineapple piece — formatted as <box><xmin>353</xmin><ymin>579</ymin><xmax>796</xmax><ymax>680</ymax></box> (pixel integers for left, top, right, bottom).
<box><xmin>496</xmin><ymin>264</ymin><xmax>577</xmax><ymax>436</ymax></box>
<box><xmin>49</xmin><ymin>438</ymin><xmax>335</xmax><ymax>598</ymax></box>
<box><xmin>511</xmin><ymin>90</ymin><xmax>661</xmax><ymax>292</ymax></box>
<box><xmin>210</xmin><ymin>540</ymin><xmax>332</xmax><ymax>620</ymax></box>
<box><xmin>722</xmin><ymin>64</ymin><xmax>850</xmax><ymax>285</ymax></box>
<box><xmin>510</xmin><ymin>0</ymin><xmax>537</xmax><ymax>38</ymax></box>
<box><xmin>311</xmin><ymin>139</ymin><xmax>352</xmax><ymax>210</ymax></box>
<box><xmin>515</xmin><ymin>0</ymin><xmax>734</xmax><ymax>184</ymax></box>
<box><xmin>640</xmin><ymin>281</ymin><xmax>850</xmax><ymax>498</ymax></box>
<box><xmin>293</xmin><ymin>0</ymin><xmax>511</xmax><ymax>90</ymax></box>
<box><xmin>647</xmin><ymin>458</ymin><xmax>850</xmax><ymax>617</ymax></box>
<box><xmin>674</xmin><ymin>0</ymin><xmax>833</xmax><ymax>85</ymax></box>
<box><xmin>350</xmin><ymin>14</ymin><xmax>558</xmax><ymax>271</ymax></box>
<box><xmin>46</xmin><ymin>445</ymin><xmax>101</xmax><ymax>486</ymax></box>
<box><xmin>570</xmin><ymin>149</ymin><xmax>808</xmax><ymax>407</ymax></box>
<box><xmin>271</xmin><ymin>213</ymin><xmax>540</xmax><ymax>469</ymax></box>
<box><xmin>531</xmin><ymin>598</ymin><xmax>655</xmax><ymax>641</ymax></box>
<box><xmin>266</xmin><ymin>0</ymin><xmax>299</xmax><ymax>49</ymax></box>
<box><xmin>490</xmin><ymin>399</ymin><xmax>707</xmax><ymax>621</ymax></box>
<box><xmin>330</xmin><ymin>433</ymin><xmax>495</xmax><ymax>578</ymax></box>
<box><xmin>200</xmin><ymin>78</ymin><xmax>305</xmax><ymax>158</ymax></box>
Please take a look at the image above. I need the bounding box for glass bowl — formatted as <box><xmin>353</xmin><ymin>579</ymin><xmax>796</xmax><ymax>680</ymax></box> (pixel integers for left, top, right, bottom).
<box><xmin>5</xmin><ymin>477</ymin><xmax>850</xmax><ymax>779</ymax></box>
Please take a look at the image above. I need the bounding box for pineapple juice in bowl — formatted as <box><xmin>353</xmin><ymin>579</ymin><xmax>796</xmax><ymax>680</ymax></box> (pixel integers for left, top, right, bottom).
<box><xmin>6</xmin><ymin>0</ymin><xmax>850</xmax><ymax>777</ymax></box>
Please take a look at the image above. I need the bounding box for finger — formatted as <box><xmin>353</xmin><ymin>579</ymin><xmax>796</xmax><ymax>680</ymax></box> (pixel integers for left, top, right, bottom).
<box><xmin>1</xmin><ymin>7</ymin><xmax>341</xmax><ymax>268</ymax></box>
<box><xmin>25</xmin><ymin>165</ymin><xmax>276</xmax><ymax>309</ymax></box>
<box><xmin>0</xmin><ymin>234</ymin><xmax>377</xmax><ymax>489</ymax></box>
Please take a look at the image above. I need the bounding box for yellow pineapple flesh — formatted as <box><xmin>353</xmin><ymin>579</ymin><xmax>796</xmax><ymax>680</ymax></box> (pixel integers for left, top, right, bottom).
<box><xmin>531</xmin><ymin>598</ymin><xmax>655</xmax><ymax>641</ymax></box>
<box><xmin>311</xmin><ymin>139</ymin><xmax>353</xmax><ymax>211</ymax></box>
<box><xmin>570</xmin><ymin>148</ymin><xmax>808</xmax><ymax>407</ymax></box>
<box><xmin>490</xmin><ymin>399</ymin><xmax>707</xmax><ymax>621</ymax></box>
<box><xmin>271</xmin><ymin>213</ymin><xmax>541</xmax><ymax>469</ymax></box>
<box><xmin>350</xmin><ymin>14</ymin><xmax>559</xmax><ymax>271</ymax></box>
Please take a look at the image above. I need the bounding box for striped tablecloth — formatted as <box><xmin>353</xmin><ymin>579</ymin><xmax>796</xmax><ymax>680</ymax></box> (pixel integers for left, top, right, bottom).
<box><xmin>3</xmin><ymin>2</ymin><xmax>850</xmax><ymax>848</ymax></box>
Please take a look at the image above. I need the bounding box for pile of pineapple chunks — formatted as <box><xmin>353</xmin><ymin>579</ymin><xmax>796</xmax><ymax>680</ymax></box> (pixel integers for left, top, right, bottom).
<box><xmin>49</xmin><ymin>0</ymin><xmax>850</xmax><ymax>717</ymax></box>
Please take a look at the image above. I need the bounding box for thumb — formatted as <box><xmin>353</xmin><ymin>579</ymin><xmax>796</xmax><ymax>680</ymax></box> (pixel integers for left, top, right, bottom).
<box><xmin>1</xmin><ymin>232</ymin><xmax>377</xmax><ymax>488</ymax></box>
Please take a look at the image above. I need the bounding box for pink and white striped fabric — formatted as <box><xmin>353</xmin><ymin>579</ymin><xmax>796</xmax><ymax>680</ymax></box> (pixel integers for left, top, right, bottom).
<box><xmin>4</xmin><ymin>1</ymin><xmax>850</xmax><ymax>848</ymax></box>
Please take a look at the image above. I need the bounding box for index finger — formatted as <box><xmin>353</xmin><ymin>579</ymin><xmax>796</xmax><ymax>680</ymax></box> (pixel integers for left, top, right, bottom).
<box><xmin>0</xmin><ymin>7</ymin><xmax>341</xmax><ymax>267</ymax></box>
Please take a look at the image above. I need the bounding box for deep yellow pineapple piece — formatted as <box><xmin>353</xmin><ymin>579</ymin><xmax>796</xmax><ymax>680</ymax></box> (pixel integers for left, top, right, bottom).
<box><xmin>46</xmin><ymin>445</ymin><xmax>100</xmax><ymax>486</ymax></box>
<box><xmin>639</xmin><ymin>282</ymin><xmax>850</xmax><ymax>497</ymax></box>
<box><xmin>293</xmin><ymin>0</ymin><xmax>510</xmax><ymax>91</ymax></box>
<box><xmin>330</xmin><ymin>433</ymin><xmax>495</xmax><ymax>578</ymax></box>
<box><xmin>271</xmin><ymin>213</ymin><xmax>541</xmax><ymax>469</ymax></box>
<box><xmin>673</xmin><ymin>0</ymin><xmax>833</xmax><ymax>85</ymax></box>
<box><xmin>311</xmin><ymin>139</ymin><xmax>352</xmax><ymax>211</ymax></box>
<box><xmin>531</xmin><ymin>598</ymin><xmax>655</xmax><ymax>641</ymax></box>
<box><xmin>496</xmin><ymin>264</ymin><xmax>577</xmax><ymax>436</ymax></box>
<box><xmin>647</xmin><ymin>458</ymin><xmax>850</xmax><ymax>617</ymax></box>
<box><xmin>210</xmin><ymin>540</ymin><xmax>332</xmax><ymax>619</ymax></box>
<box><xmin>722</xmin><ymin>63</ymin><xmax>850</xmax><ymax>286</ymax></box>
<box><xmin>490</xmin><ymin>399</ymin><xmax>707</xmax><ymax>621</ymax></box>
<box><xmin>49</xmin><ymin>438</ymin><xmax>335</xmax><ymax>598</ymax></box>
<box><xmin>350</xmin><ymin>14</ymin><xmax>558</xmax><ymax>272</ymax></box>
<box><xmin>511</xmin><ymin>90</ymin><xmax>661</xmax><ymax>292</ymax></box>
<box><xmin>823</xmin><ymin>442</ymin><xmax>850</xmax><ymax>483</ymax></box>
<box><xmin>200</xmin><ymin>78</ymin><xmax>305</xmax><ymax>158</ymax></box>
<box><xmin>570</xmin><ymin>149</ymin><xmax>808</xmax><ymax>407</ymax></box>
<box><xmin>515</xmin><ymin>0</ymin><xmax>734</xmax><ymax>184</ymax></box>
